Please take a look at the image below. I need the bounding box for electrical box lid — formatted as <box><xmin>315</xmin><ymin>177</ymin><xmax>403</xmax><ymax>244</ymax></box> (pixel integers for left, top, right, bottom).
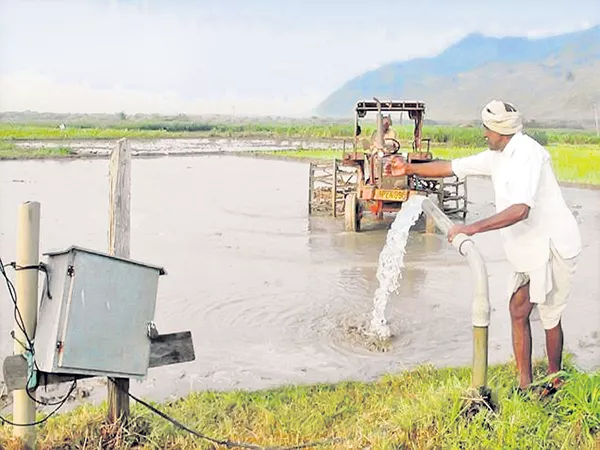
<box><xmin>43</xmin><ymin>246</ymin><xmax>166</xmax><ymax>275</ymax></box>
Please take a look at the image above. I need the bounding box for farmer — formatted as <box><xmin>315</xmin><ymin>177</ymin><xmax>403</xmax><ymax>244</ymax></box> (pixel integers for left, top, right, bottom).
<box><xmin>389</xmin><ymin>100</ymin><xmax>582</xmax><ymax>395</ymax></box>
<box><xmin>371</xmin><ymin>115</ymin><xmax>398</xmax><ymax>151</ymax></box>
<box><xmin>382</xmin><ymin>115</ymin><xmax>397</xmax><ymax>140</ymax></box>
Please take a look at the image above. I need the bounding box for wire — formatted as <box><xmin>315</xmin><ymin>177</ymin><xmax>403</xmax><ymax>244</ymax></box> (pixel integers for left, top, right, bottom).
<box><xmin>1</xmin><ymin>259</ymin><xmax>46</xmax><ymax>366</ymax></box>
<box><xmin>0</xmin><ymin>381</ymin><xmax>77</xmax><ymax>427</ymax></box>
<box><xmin>11</xmin><ymin>264</ymin><xmax>76</xmax><ymax>407</ymax></box>
<box><xmin>115</xmin><ymin>381</ymin><xmax>344</xmax><ymax>450</ymax></box>
<box><xmin>0</xmin><ymin>256</ymin><xmax>76</xmax><ymax>423</ymax></box>
<box><xmin>25</xmin><ymin>372</ymin><xmax>78</xmax><ymax>407</ymax></box>
<box><xmin>0</xmin><ymin>258</ymin><xmax>35</xmax><ymax>358</ymax></box>
<box><xmin>5</xmin><ymin>261</ymin><xmax>52</xmax><ymax>300</ymax></box>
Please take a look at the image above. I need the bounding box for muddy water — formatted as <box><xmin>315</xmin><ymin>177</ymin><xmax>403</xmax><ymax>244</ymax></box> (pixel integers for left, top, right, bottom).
<box><xmin>0</xmin><ymin>155</ymin><xmax>598</xmax><ymax>410</ymax></box>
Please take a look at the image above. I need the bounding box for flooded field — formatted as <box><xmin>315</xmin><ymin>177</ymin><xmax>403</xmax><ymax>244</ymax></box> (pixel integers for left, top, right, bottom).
<box><xmin>0</xmin><ymin>153</ymin><xmax>598</xmax><ymax>410</ymax></box>
<box><xmin>13</xmin><ymin>137</ymin><xmax>345</xmax><ymax>157</ymax></box>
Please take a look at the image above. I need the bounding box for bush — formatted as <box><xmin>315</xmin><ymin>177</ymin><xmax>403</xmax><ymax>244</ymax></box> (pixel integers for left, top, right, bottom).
<box><xmin>528</xmin><ymin>130</ymin><xmax>549</xmax><ymax>146</ymax></box>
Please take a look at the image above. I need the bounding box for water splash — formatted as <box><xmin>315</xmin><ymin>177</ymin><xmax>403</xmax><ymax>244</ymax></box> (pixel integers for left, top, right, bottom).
<box><xmin>369</xmin><ymin>195</ymin><xmax>427</xmax><ymax>339</ymax></box>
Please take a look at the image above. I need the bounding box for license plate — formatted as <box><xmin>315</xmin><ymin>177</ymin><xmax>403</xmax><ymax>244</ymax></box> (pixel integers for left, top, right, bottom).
<box><xmin>373</xmin><ymin>189</ymin><xmax>409</xmax><ymax>201</ymax></box>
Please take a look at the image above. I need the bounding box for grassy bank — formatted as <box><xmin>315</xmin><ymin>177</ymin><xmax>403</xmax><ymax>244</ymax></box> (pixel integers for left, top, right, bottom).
<box><xmin>265</xmin><ymin>144</ymin><xmax>600</xmax><ymax>186</ymax></box>
<box><xmin>2</xmin><ymin>122</ymin><xmax>600</xmax><ymax>147</ymax></box>
<box><xmin>0</xmin><ymin>141</ymin><xmax>74</xmax><ymax>159</ymax></box>
<box><xmin>0</xmin><ymin>360</ymin><xmax>598</xmax><ymax>449</ymax></box>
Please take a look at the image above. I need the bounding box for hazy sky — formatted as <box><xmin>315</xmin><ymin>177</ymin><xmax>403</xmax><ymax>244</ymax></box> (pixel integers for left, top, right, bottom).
<box><xmin>0</xmin><ymin>0</ymin><xmax>598</xmax><ymax>116</ymax></box>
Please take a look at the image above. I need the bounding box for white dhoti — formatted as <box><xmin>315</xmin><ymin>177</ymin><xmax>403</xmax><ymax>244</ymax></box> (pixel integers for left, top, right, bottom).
<box><xmin>507</xmin><ymin>242</ymin><xmax>578</xmax><ymax>329</ymax></box>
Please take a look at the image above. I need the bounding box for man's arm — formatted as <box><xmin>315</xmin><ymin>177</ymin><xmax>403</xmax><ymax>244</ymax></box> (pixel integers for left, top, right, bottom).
<box><xmin>391</xmin><ymin>159</ymin><xmax>454</xmax><ymax>178</ymax></box>
<box><xmin>390</xmin><ymin>150</ymin><xmax>493</xmax><ymax>180</ymax></box>
<box><xmin>448</xmin><ymin>204</ymin><xmax>530</xmax><ymax>242</ymax></box>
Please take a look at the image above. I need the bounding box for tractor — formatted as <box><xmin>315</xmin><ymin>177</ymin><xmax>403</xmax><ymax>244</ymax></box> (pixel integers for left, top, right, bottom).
<box><xmin>339</xmin><ymin>98</ymin><xmax>467</xmax><ymax>231</ymax></box>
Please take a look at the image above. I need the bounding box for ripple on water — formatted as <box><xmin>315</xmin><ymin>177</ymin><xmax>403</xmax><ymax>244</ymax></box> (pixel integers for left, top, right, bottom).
<box><xmin>202</xmin><ymin>291</ymin><xmax>327</xmax><ymax>339</ymax></box>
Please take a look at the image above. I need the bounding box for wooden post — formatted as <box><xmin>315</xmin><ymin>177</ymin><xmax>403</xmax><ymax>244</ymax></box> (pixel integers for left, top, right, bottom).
<box><xmin>13</xmin><ymin>201</ymin><xmax>41</xmax><ymax>448</ymax></box>
<box><xmin>593</xmin><ymin>103</ymin><xmax>599</xmax><ymax>137</ymax></box>
<box><xmin>109</xmin><ymin>138</ymin><xmax>132</xmax><ymax>260</ymax></box>
<box><xmin>331</xmin><ymin>159</ymin><xmax>338</xmax><ymax>217</ymax></box>
<box><xmin>107</xmin><ymin>138</ymin><xmax>132</xmax><ymax>423</ymax></box>
<box><xmin>308</xmin><ymin>163</ymin><xmax>314</xmax><ymax>215</ymax></box>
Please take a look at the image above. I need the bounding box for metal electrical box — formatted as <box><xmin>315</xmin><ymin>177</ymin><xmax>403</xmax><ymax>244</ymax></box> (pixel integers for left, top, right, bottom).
<box><xmin>34</xmin><ymin>246</ymin><xmax>166</xmax><ymax>379</ymax></box>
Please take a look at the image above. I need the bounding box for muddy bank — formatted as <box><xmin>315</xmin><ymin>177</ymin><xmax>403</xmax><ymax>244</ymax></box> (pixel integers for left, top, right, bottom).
<box><xmin>0</xmin><ymin>155</ymin><xmax>598</xmax><ymax>413</ymax></box>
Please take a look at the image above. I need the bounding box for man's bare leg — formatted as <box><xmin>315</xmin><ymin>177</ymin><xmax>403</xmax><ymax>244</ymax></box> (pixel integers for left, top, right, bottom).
<box><xmin>509</xmin><ymin>283</ymin><xmax>534</xmax><ymax>388</ymax></box>
<box><xmin>545</xmin><ymin>321</ymin><xmax>563</xmax><ymax>375</ymax></box>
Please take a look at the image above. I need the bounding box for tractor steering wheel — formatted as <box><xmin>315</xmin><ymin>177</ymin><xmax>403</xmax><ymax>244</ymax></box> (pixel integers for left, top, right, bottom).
<box><xmin>384</xmin><ymin>138</ymin><xmax>401</xmax><ymax>154</ymax></box>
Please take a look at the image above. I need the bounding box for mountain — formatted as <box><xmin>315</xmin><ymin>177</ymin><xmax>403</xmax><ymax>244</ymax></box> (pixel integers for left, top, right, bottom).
<box><xmin>316</xmin><ymin>25</ymin><xmax>600</xmax><ymax>126</ymax></box>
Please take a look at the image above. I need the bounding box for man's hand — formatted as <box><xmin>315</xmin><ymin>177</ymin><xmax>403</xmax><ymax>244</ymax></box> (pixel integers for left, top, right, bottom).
<box><xmin>447</xmin><ymin>223</ymin><xmax>476</xmax><ymax>243</ymax></box>
<box><xmin>389</xmin><ymin>156</ymin><xmax>407</xmax><ymax>176</ymax></box>
<box><xmin>447</xmin><ymin>204</ymin><xmax>530</xmax><ymax>243</ymax></box>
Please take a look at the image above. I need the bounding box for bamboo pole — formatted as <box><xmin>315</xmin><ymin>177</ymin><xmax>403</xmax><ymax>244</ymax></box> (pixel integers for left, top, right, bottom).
<box><xmin>472</xmin><ymin>326</ymin><xmax>489</xmax><ymax>388</ymax></box>
<box><xmin>13</xmin><ymin>201</ymin><xmax>41</xmax><ymax>448</ymax></box>
<box><xmin>107</xmin><ymin>138</ymin><xmax>131</xmax><ymax>423</ymax></box>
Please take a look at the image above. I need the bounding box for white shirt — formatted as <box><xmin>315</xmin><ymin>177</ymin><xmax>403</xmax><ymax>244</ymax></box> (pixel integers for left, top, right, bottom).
<box><xmin>452</xmin><ymin>132</ymin><xmax>582</xmax><ymax>273</ymax></box>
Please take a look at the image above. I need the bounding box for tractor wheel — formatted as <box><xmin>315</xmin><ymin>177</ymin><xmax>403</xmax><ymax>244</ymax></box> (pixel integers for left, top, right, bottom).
<box><xmin>344</xmin><ymin>193</ymin><xmax>361</xmax><ymax>232</ymax></box>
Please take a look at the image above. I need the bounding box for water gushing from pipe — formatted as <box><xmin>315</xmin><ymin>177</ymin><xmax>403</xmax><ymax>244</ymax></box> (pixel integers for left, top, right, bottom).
<box><xmin>368</xmin><ymin>195</ymin><xmax>491</xmax><ymax>391</ymax></box>
<box><xmin>369</xmin><ymin>195</ymin><xmax>427</xmax><ymax>338</ymax></box>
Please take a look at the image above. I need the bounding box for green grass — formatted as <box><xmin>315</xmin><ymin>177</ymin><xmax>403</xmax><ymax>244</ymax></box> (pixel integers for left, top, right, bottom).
<box><xmin>0</xmin><ymin>359</ymin><xmax>598</xmax><ymax>449</ymax></box>
<box><xmin>262</xmin><ymin>144</ymin><xmax>600</xmax><ymax>186</ymax></box>
<box><xmin>0</xmin><ymin>125</ymin><xmax>177</xmax><ymax>140</ymax></box>
<box><xmin>1</xmin><ymin>122</ymin><xmax>599</xmax><ymax>146</ymax></box>
<box><xmin>428</xmin><ymin>144</ymin><xmax>600</xmax><ymax>185</ymax></box>
<box><xmin>0</xmin><ymin>141</ymin><xmax>74</xmax><ymax>159</ymax></box>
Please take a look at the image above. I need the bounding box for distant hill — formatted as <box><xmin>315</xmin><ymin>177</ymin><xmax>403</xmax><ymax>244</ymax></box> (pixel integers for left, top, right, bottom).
<box><xmin>316</xmin><ymin>25</ymin><xmax>600</xmax><ymax>128</ymax></box>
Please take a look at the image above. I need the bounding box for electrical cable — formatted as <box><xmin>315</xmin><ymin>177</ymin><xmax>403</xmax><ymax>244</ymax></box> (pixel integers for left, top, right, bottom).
<box><xmin>113</xmin><ymin>379</ymin><xmax>345</xmax><ymax>450</ymax></box>
<box><xmin>0</xmin><ymin>381</ymin><xmax>77</xmax><ymax>427</ymax></box>
<box><xmin>0</xmin><ymin>257</ymin><xmax>76</xmax><ymax>425</ymax></box>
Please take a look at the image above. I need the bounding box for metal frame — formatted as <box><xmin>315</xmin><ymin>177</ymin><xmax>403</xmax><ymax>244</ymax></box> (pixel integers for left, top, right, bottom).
<box><xmin>353</xmin><ymin>99</ymin><xmax>427</xmax><ymax>155</ymax></box>
<box><xmin>307</xmin><ymin>98</ymin><xmax>468</xmax><ymax>228</ymax></box>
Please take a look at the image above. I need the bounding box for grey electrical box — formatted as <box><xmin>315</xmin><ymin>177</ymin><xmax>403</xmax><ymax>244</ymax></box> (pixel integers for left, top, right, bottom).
<box><xmin>34</xmin><ymin>246</ymin><xmax>166</xmax><ymax>379</ymax></box>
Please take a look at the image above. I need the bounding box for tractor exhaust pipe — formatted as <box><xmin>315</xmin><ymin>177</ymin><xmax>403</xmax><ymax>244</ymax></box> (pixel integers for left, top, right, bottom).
<box><xmin>373</xmin><ymin>97</ymin><xmax>384</xmax><ymax>150</ymax></box>
<box><xmin>421</xmin><ymin>198</ymin><xmax>490</xmax><ymax>390</ymax></box>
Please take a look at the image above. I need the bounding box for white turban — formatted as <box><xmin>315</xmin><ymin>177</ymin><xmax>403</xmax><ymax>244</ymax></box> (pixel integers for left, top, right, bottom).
<box><xmin>481</xmin><ymin>100</ymin><xmax>523</xmax><ymax>135</ymax></box>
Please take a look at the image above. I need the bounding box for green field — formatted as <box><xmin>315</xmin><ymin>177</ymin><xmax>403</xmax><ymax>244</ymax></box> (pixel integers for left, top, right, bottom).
<box><xmin>262</xmin><ymin>144</ymin><xmax>600</xmax><ymax>186</ymax></box>
<box><xmin>1</xmin><ymin>122</ymin><xmax>599</xmax><ymax>185</ymax></box>
<box><xmin>1</xmin><ymin>122</ymin><xmax>600</xmax><ymax>146</ymax></box>
<box><xmin>1</xmin><ymin>359</ymin><xmax>597</xmax><ymax>449</ymax></box>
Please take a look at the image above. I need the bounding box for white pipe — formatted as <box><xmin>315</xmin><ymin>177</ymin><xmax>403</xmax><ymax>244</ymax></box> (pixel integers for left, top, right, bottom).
<box><xmin>421</xmin><ymin>197</ymin><xmax>490</xmax><ymax>388</ymax></box>
<box><xmin>421</xmin><ymin>198</ymin><xmax>490</xmax><ymax>327</ymax></box>
<box><xmin>13</xmin><ymin>201</ymin><xmax>40</xmax><ymax>445</ymax></box>
<box><xmin>454</xmin><ymin>235</ymin><xmax>490</xmax><ymax>327</ymax></box>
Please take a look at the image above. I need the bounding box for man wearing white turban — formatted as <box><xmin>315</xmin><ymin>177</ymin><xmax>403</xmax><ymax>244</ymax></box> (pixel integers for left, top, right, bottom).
<box><xmin>389</xmin><ymin>100</ymin><xmax>582</xmax><ymax>396</ymax></box>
